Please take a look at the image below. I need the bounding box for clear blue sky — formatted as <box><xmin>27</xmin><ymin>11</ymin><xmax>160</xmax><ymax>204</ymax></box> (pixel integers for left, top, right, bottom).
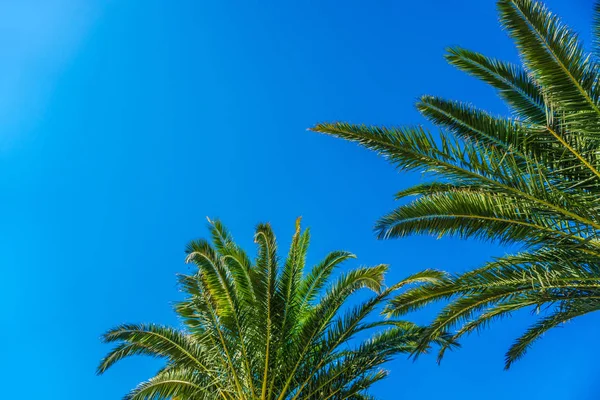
<box><xmin>1</xmin><ymin>0</ymin><xmax>598</xmax><ymax>398</ymax></box>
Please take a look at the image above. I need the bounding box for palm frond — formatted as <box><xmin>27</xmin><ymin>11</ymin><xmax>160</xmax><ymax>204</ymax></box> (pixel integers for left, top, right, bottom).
<box><xmin>445</xmin><ymin>46</ymin><xmax>546</xmax><ymax>123</ymax></box>
<box><xmin>312</xmin><ymin>0</ymin><xmax>600</xmax><ymax>368</ymax></box>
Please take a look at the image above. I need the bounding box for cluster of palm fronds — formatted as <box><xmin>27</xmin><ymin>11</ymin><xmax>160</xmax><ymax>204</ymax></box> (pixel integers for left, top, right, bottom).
<box><xmin>313</xmin><ymin>0</ymin><xmax>600</xmax><ymax>369</ymax></box>
<box><xmin>98</xmin><ymin>219</ymin><xmax>451</xmax><ymax>399</ymax></box>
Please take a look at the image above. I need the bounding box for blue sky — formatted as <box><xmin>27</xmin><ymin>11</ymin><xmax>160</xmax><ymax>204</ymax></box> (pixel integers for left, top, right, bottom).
<box><xmin>1</xmin><ymin>0</ymin><xmax>598</xmax><ymax>398</ymax></box>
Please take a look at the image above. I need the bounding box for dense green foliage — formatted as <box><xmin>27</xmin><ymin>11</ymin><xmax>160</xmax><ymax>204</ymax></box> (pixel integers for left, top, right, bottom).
<box><xmin>313</xmin><ymin>0</ymin><xmax>600</xmax><ymax>368</ymax></box>
<box><xmin>98</xmin><ymin>219</ymin><xmax>446</xmax><ymax>399</ymax></box>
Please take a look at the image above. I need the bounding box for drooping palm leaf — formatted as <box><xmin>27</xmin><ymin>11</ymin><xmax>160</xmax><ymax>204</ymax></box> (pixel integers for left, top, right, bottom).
<box><xmin>312</xmin><ymin>0</ymin><xmax>600</xmax><ymax>368</ymax></box>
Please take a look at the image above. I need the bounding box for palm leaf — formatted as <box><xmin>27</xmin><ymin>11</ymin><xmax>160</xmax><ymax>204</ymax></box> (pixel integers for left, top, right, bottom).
<box><xmin>312</xmin><ymin>0</ymin><xmax>600</xmax><ymax>368</ymax></box>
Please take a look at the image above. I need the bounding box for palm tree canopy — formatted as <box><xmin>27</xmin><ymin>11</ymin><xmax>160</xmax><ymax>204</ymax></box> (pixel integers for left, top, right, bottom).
<box><xmin>312</xmin><ymin>0</ymin><xmax>600</xmax><ymax>369</ymax></box>
<box><xmin>98</xmin><ymin>218</ymin><xmax>449</xmax><ymax>399</ymax></box>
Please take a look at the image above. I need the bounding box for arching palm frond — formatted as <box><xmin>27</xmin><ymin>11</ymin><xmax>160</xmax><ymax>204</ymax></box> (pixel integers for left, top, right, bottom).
<box><xmin>99</xmin><ymin>218</ymin><xmax>440</xmax><ymax>399</ymax></box>
<box><xmin>312</xmin><ymin>0</ymin><xmax>600</xmax><ymax>368</ymax></box>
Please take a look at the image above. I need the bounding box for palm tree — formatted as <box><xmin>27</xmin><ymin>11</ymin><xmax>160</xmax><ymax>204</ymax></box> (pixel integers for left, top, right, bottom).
<box><xmin>312</xmin><ymin>0</ymin><xmax>600</xmax><ymax>369</ymax></box>
<box><xmin>98</xmin><ymin>218</ymin><xmax>447</xmax><ymax>399</ymax></box>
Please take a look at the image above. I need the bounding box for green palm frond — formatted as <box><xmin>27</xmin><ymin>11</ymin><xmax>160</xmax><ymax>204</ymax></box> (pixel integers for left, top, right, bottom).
<box><xmin>312</xmin><ymin>0</ymin><xmax>600</xmax><ymax>368</ymax></box>
<box><xmin>444</xmin><ymin>47</ymin><xmax>546</xmax><ymax>123</ymax></box>
<box><xmin>124</xmin><ymin>367</ymin><xmax>215</xmax><ymax>400</ymax></box>
<box><xmin>99</xmin><ymin>219</ymin><xmax>429</xmax><ymax>399</ymax></box>
<box><xmin>594</xmin><ymin>1</ymin><xmax>600</xmax><ymax>58</ymax></box>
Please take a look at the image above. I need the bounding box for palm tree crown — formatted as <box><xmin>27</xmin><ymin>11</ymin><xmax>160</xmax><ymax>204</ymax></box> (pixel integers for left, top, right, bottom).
<box><xmin>98</xmin><ymin>218</ymin><xmax>442</xmax><ymax>399</ymax></box>
<box><xmin>313</xmin><ymin>0</ymin><xmax>600</xmax><ymax>368</ymax></box>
